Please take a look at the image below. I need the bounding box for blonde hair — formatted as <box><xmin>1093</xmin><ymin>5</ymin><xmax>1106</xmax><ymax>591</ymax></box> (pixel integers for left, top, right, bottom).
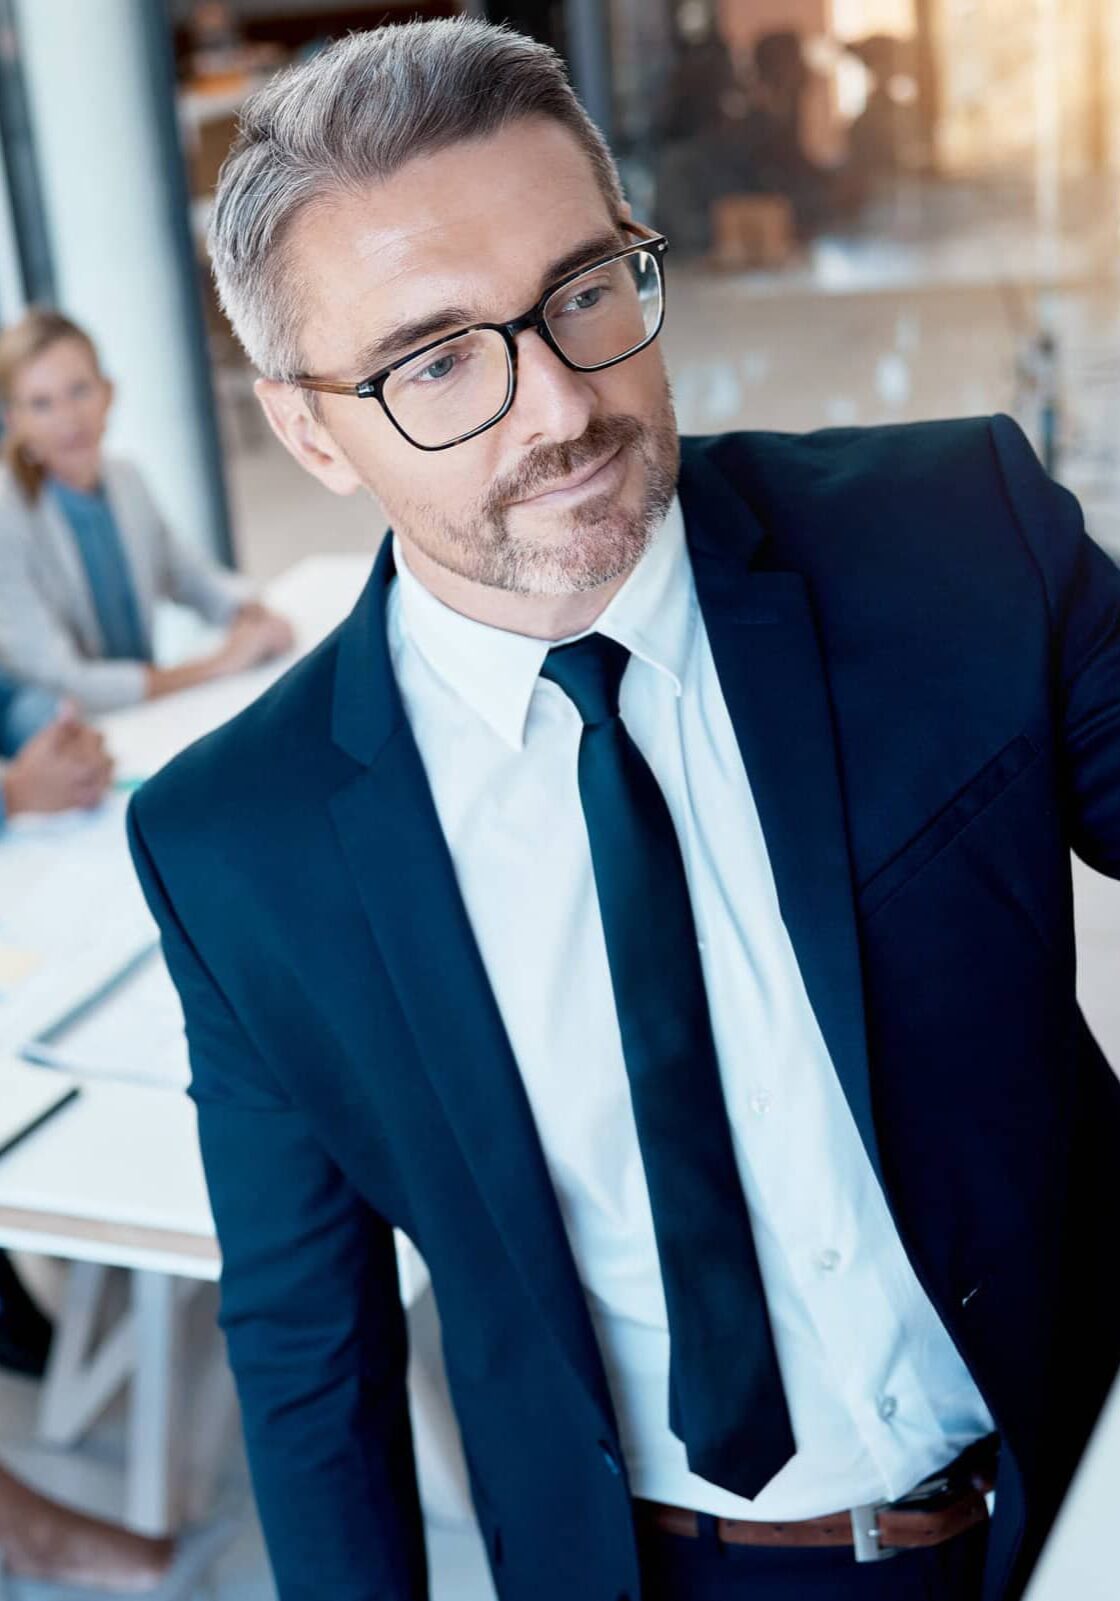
<box><xmin>0</xmin><ymin>307</ymin><xmax>101</xmax><ymax>501</ymax></box>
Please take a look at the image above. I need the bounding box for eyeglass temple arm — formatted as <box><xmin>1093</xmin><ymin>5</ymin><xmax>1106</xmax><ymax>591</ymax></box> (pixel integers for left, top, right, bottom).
<box><xmin>295</xmin><ymin>377</ymin><xmax>363</xmax><ymax>395</ymax></box>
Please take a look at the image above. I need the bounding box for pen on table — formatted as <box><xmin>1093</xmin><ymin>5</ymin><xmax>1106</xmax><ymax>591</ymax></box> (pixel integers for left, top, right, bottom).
<box><xmin>0</xmin><ymin>1086</ymin><xmax>81</xmax><ymax>1163</ymax></box>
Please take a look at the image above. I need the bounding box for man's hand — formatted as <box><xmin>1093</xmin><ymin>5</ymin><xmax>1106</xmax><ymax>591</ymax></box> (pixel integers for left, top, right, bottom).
<box><xmin>2</xmin><ymin>705</ymin><xmax>114</xmax><ymax>818</ymax></box>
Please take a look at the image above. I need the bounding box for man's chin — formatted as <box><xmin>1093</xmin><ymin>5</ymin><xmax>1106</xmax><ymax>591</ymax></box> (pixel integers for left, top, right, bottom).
<box><xmin>498</xmin><ymin>507</ymin><xmax>655</xmax><ymax>596</ymax></box>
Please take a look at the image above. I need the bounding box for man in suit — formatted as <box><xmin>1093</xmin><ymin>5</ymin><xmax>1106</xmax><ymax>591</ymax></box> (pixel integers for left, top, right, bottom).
<box><xmin>128</xmin><ymin>20</ymin><xmax>1120</xmax><ymax>1601</ymax></box>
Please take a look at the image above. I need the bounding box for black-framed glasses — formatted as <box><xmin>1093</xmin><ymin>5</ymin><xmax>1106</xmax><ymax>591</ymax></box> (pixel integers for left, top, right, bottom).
<box><xmin>297</xmin><ymin>222</ymin><xmax>669</xmax><ymax>451</ymax></box>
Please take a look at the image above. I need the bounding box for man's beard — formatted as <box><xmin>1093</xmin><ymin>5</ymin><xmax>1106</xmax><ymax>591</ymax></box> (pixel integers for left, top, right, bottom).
<box><xmin>384</xmin><ymin>392</ymin><xmax>680</xmax><ymax>597</ymax></box>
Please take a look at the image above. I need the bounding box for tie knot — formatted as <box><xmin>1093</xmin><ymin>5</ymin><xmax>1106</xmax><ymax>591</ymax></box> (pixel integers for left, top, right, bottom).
<box><xmin>541</xmin><ymin>634</ymin><xmax>631</xmax><ymax>727</ymax></box>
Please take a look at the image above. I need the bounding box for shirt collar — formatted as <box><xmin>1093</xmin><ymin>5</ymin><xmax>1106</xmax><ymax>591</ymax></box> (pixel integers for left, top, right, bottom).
<box><xmin>392</xmin><ymin>494</ymin><xmax>694</xmax><ymax>751</ymax></box>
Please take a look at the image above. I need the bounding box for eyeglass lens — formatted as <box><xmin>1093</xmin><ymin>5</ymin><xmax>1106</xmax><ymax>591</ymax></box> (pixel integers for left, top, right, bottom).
<box><xmin>381</xmin><ymin>248</ymin><xmax>663</xmax><ymax>448</ymax></box>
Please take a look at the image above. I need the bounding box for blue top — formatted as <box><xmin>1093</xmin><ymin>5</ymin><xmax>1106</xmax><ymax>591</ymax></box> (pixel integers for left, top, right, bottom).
<box><xmin>49</xmin><ymin>477</ymin><xmax>150</xmax><ymax>663</ymax></box>
<box><xmin>0</xmin><ymin>670</ymin><xmax>58</xmax><ymax>829</ymax></box>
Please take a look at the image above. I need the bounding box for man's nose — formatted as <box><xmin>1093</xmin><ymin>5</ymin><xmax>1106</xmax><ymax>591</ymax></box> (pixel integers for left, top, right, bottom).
<box><xmin>509</xmin><ymin>328</ymin><xmax>597</xmax><ymax>447</ymax></box>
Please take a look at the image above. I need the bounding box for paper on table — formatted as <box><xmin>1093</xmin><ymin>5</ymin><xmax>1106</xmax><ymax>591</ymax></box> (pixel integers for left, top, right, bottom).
<box><xmin>23</xmin><ymin>948</ymin><xmax>189</xmax><ymax>1089</ymax></box>
<box><xmin>0</xmin><ymin>793</ymin><xmax>158</xmax><ymax>1054</ymax></box>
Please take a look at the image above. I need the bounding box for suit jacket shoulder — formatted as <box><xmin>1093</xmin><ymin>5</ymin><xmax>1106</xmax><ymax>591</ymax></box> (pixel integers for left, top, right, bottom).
<box><xmin>690</xmin><ymin>413</ymin><xmax>1070</xmax><ymax>573</ymax></box>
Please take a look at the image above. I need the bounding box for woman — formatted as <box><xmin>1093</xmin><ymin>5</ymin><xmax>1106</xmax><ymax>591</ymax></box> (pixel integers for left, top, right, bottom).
<box><xmin>0</xmin><ymin>309</ymin><xmax>293</xmax><ymax>714</ymax></box>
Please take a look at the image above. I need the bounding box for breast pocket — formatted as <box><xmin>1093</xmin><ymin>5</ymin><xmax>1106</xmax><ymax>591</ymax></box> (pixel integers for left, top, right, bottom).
<box><xmin>858</xmin><ymin>734</ymin><xmax>1041</xmax><ymax>920</ymax></box>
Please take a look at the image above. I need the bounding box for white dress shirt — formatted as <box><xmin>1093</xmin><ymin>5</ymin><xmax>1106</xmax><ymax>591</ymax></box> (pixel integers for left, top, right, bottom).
<box><xmin>387</xmin><ymin>499</ymin><xmax>995</xmax><ymax>1521</ymax></box>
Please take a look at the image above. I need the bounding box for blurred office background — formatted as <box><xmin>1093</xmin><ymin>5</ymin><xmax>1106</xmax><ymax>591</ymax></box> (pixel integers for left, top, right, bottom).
<box><xmin>4</xmin><ymin>0</ymin><xmax>1120</xmax><ymax>587</ymax></box>
<box><xmin>1</xmin><ymin>2</ymin><xmax>1119</xmax><ymax>1598</ymax></box>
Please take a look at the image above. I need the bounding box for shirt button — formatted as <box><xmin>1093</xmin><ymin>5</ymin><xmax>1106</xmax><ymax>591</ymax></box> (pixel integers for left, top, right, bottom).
<box><xmin>816</xmin><ymin>1248</ymin><xmax>841</xmax><ymax>1272</ymax></box>
<box><xmin>878</xmin><ymin>1395</ymin><xmax>898</xmax><ymax>1422</ymax></box>
<box><xmin>748</xmin><ymin>1090</ymin><xmax>771</xmax><ymax>1117</ymax></box>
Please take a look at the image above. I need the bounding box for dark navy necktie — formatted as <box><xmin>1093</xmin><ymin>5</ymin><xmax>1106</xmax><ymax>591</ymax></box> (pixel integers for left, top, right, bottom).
<box><xmin>541</xmin><ymin>632</ymin><xmax>795</xmax><ymax>1500</ymax></box>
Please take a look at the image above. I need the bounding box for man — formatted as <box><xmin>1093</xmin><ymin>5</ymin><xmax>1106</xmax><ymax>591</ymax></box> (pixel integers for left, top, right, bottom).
<box><xmin>127</xmin><ymin>21</ymin><xmax>1120</xmax><ymax>1601</ymax></box>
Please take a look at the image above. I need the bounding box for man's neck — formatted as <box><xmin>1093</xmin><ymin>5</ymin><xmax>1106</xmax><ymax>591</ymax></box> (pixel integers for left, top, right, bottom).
<box><xmin>395</xmin><ymin>535</ymin><xmax>630</xmax><ymax>642</ymax></box>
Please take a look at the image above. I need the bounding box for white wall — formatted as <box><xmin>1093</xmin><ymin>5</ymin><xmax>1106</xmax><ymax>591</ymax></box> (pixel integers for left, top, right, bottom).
<box><xmin>13</xmin><ymin>0</ymin><xmax>223</xmax><ymax>559</ymax></box>
<box><xmin>0</xmin><ymin>133</ymin><xmax>26</xmax><ymax>319</ymax></box>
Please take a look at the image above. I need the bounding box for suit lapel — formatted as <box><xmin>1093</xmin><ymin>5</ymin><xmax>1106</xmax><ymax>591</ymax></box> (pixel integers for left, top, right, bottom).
<box><xmin>681</xmin><ymin>445</ymin><xmax>883</xmax><ymax>1183</ymax></box>
<box><xmin>327</xmin><ymin>544</ymin><xmax>614</xmax><ymax>1423</ymax></box>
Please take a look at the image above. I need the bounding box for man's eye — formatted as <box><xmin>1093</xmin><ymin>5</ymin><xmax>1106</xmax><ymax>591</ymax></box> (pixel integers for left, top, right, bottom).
<box><xmin>416</xmin><ymin>353</ymin><xmax>457</xmax><ymax>383</ymax></box>
<box><xmin>562</xmin><ymin>285</ymin><xmax>607</xmax><ymax>314</ymax></box>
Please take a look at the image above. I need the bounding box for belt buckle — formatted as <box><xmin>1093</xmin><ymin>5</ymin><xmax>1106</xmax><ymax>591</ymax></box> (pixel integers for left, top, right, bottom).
<box><xmin>849</xmin><ymin>1500</ymin><xmax>898</xmax><ymax>1563</ymax></box>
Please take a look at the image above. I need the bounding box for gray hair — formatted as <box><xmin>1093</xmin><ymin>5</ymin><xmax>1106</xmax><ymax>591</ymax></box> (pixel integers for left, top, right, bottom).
<box><xmin>208</xmin><ymin>19</ymin><xmax>626</xmax><ymax>382</ymax></box>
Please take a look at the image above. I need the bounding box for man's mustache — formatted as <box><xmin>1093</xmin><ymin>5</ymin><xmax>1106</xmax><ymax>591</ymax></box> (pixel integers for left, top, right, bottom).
<box><xmin>489</xmin><ymin>416</ymin><xmax>644</xmax><ymax>510</ymax></box>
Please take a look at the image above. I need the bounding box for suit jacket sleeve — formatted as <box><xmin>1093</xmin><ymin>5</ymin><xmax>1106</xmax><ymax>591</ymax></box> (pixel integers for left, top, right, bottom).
<box><xmin>128</xmin><ymin>799</ymin><xmax>428</xmax><ymax>1601</ymax></box>
<box><xmin>990</xmin><ymin>414</ymin><xmax>1120</xmax><ymax>877</ymax></box>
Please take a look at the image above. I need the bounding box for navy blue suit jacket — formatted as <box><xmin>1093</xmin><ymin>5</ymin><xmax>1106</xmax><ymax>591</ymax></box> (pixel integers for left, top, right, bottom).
<box><xmin>129</xmin><ymin>417</ymin><xmax>1120</xmax><ymax>1601</ymax></box>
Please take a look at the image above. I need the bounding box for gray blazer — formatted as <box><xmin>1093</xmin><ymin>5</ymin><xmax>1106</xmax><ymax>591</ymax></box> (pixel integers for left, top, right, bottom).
<box><xmin>0</xmin><ymin>457</ymin><xmax>251</xmax><ymax>713</ymax></box>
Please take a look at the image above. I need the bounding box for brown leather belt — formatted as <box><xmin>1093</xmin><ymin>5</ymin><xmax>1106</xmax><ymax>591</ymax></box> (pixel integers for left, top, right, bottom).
<box><xmin>634</xmin><ymin>1440</ymin><xmax>998</xmax><ymax>1564</ymax></box>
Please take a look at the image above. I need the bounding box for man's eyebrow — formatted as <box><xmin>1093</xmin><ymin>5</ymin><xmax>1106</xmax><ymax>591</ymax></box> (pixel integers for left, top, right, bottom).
<box><xmin>351</xmin><ymin>307</ymin><xmax>476</xmax><ymax>378</ymax></box>
<box><xmin>349</xmin><ymin>227</ymin><xmax>626</xmax><ymax>378</ymax></box>
<box><xmin>538</xmin><ymin>229</ymin><xmax>626</xmax><ymax>293</ymax></box>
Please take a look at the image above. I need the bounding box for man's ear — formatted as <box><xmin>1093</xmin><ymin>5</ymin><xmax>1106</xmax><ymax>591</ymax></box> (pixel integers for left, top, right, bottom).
<box><xmin>254</xmin><ymin>378</ymin><xmax>363</xmax><ymax>496</ymax></box>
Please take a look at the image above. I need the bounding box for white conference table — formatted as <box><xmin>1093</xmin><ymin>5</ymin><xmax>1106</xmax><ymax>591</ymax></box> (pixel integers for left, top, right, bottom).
<box><xmin>100</xmin><ymin>552</ymin><xmax>372</xmax><ymax>783</ymax></box>
<box><xmin>0</xmin><ymin>554</ymin><xmax>376</xmax><ymax>1534</ymax></box>
<box><xmin>0</xmin><ymin>1067</ymin><xmax>221</xmax><ymax>1535</ymax></box>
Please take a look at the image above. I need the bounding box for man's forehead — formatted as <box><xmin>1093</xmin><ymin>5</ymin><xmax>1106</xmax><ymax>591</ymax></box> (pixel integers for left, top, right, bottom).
<box><xmin>292</xmin><ymin>119</ymin><xmax>617</xmax><ymax>370</ymax></box>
